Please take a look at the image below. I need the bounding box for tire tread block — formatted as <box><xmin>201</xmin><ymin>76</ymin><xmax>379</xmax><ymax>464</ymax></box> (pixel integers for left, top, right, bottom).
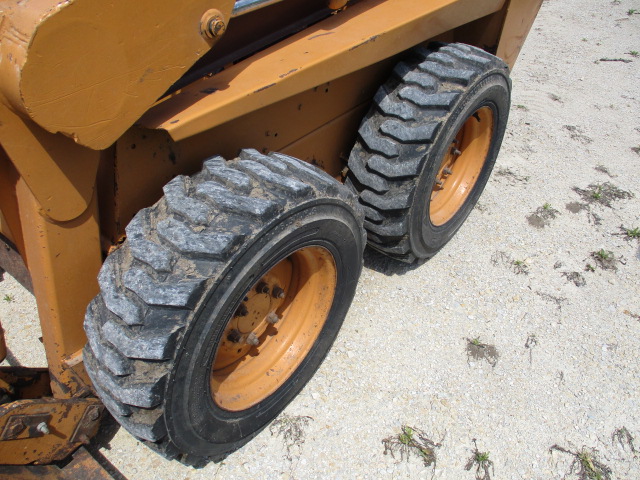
<box><xmin>359</xmin><ymin>118</ymin><xmax>400</xmax><ymax>158</ymax></box>
<box><xmin>157</xmin><ymin>217</ymin><xmax>242</xmax><ymax>260</ymax></box>
<box><xmin>163</xmin><ymin>177</ymin><xmax>211</xmax><ymax>226</ymax></box>
<box><xmin>124</xmin><ymin>268</ymin><xmax>204</xmax><ymax>308</ymax></box>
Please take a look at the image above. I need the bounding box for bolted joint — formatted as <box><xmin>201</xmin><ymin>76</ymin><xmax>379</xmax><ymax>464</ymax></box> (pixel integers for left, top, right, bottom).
<box><xmin>443</xmin><ymin>167</ymin><xmax>453</xmax><ymax>176</ymax></box>
<box><xmin>245</xmin><ymin>332</ymin><xmax>260</xmax><ymax>346</ymax></box>
<box><xmin>227</xmin><ymin>329</ymin><xmax>242</xmax><ymax>343</ymax></box>
<box><xmin>272</xmin><ymin>286</ymin><xmax>285</xmax><ymax>299</ymax></box>
<box><xmin>256</xmin><ymin>281</ymin><xmax>270</xmax><ymax>295</ymax></box>
<box><xmin>200</xmin><ymin>10</ymin><xmax>226</xmax><ymax>39</ymax></box>
<box><xmin>266</xmin><ymin>312</ymin><xmax>280</xmax><ymax>324</ymax></box>
<box><xmin>235</xmin><ymin>303</ymin><xmax>249</xmax><ymax>317</ymax></box>
<box><xmin>36</xmin><ymin>422</ymin><xmax>50</xmax><ymax>435</ymax></box>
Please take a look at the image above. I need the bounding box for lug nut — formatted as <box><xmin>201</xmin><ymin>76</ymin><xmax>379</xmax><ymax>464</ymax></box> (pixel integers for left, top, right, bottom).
<box><xmin>256</xmin><ymin>282</ymin><xmax>270</xmax><ymax>294</ymax></box>
<box><xmin>36</xmin><ymin>422</ymin><xmax>50</xmax><ymax>435</ymax></box>
<box><xmin>435</xmin><ymin>179</ymin><xmax>444</xmax><ymax>187</ymax></box>
<box><xmin>200</xmin><ymin>10</ymin><xmax>226</xmax><ymax>39</ymax></box>
<box><xmin>266</xmin><ymin>312</ymin><xmax>280</xmax><ymax>324</ymax></box>
<box><xmin>272</xmin><ymin>286</ymin><xmax>285</xmax><ymax>299</ymax></box>
<box><xmin>227</xmin><ymin>329</ymin><xmax>242</xmax><ymax>343</ymax></box>
<box><xmin>235</xmin><ymin>303</ymin><xmax>248</xmax><ymax>317</ymax></box>
<box><xmin>443</xmin><ymin>167</ymin><xmax>453</xmax><ymax>175</ymax></box>
<box><xmin>245</xmin><ymin>332</ymin><xmax>259</xmax><ymax>346</ymax></box>
<box><xmin>452</xmin><ymin>148</ymin><xmax>462</xmax><ymax>156</ymax></box>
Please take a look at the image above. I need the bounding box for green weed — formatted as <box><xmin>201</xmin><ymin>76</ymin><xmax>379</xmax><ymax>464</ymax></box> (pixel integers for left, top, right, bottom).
<box><xmin>383</xmin><ymin>425</ymin><xmax>441</xmax><ymax>468</ymax></box>
<box><xmin>550</xmin><ymin>445</ymin><xmax>612</xmax><ymax>480</ymax></box>
<box><xmin>624</xmin><ymin>226</ymin><xmax>639</xmax><ymax>239</ymax></box>
<box><xmin>2</xmin><ymin>294</ymin><xmax>13</xmax><ymax>303</ymax></box>
<box><xmin>465</xmin><ymin>439</ymin><xmax>494</xmax><ymax>480</ymax></box>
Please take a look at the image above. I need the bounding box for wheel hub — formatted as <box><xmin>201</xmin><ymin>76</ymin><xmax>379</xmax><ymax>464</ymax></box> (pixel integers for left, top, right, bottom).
<box><xmin>210</xmin><ymin>246</ymin><xmax>337</xmax><ymax>411</ymax></box>
<box><xmin>429</xmin><ymin>106</ymin><xmax>494</xmax><ymax>226</ymax></box>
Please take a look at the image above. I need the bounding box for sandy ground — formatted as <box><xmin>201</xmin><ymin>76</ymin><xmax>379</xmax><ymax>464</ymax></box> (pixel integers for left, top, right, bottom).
<box><xmin>2</xmin><ymin>0</ymin><xmax>640</xmax><ymax>478</ymax></box>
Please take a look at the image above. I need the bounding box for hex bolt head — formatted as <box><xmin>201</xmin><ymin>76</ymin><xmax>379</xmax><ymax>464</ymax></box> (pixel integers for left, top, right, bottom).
<box><xmin>452</xmin><ymin>148</ymin><xmax>462</xmax><ymax>156</ymax></box>
<box><xmin>272</xmin><ymin>286</ymin><xmax>285</xmax><ymax>299</ymax></box>
<box><xmin>245</xmin><ymin>332</ymin><xmax>260</xmax><ymax>346</ymax></box>
<box><xmin>256</xmin><ymin>282</ymin><xmax>270</xmax><ymax>295</ymax></box>
<box><xmin>443</xmin><ymin>167</ymin><xmax>453</xmax><ymax>175</ymax></box>
<box><xmin>200</xmin><ymin>10</ymin><xmax>226</xmax><ymax>39</ymax></box>
<box><xmin>266</xmin><ymin>312</ymin><xmax>280</xmax><ymax>324</ymax></box>
<box><xmin>36</xmin><ymin>422</ymin><xmax>50</xmax><ymax>435</ymax></box>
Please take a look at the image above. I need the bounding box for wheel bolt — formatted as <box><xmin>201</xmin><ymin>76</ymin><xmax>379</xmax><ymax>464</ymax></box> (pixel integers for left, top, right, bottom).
<box><xmin>256</xmin><ymin>282</ymin><xmax>270</xmax><ymax>294</ymax></box>
<box><xmin>227</xmin><ymin>329</ymin><xmax>242</xmax><ymax>343</ymax></box>
<box><xmin>443</xmin><ymin>167</ymin><xmax>453</xmax><ymax>175</ymax></box>
<box><xmin>36</xmin><ymin>422</ymin><xmax>50</xmax><ymax>435</ymax></box>
<box><xmin>266</xmin><ymin>312</ymin><xmax>280</xmax><ymax>324</ymax></box>
<box><xmin>272</xmin><ymin>286</ymin><xmax>285</xmax><ymax>299</ymax></box>
<box><xmin>435</xmin><ymin>179</ymin><xmax>444</xmax><ymax>187</ymax></box>
<box><xmin>235</xmin><ymin>303</ymin><xmax>248</xmax><ymax>317</ymax></box>
<box><xmin>245</xmin><ymin>332</ymin><xmax>259</xmax><ymax>346</ymax></box>
<box><xmin>452</xmin><ymin>148</ymin><xmax>462</xmax><ymax>156</ymax></box>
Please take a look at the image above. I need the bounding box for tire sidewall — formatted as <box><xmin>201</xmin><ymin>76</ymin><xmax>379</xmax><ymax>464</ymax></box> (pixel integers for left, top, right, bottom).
<box><xmin>164</xmin><ymin>201</ymin><xmax>362</xmax><ymax>457</ymax></box>
<box><xmin>409</xmin><ymin>71</ymin><xmax>511</xmax><ymax>258</ymax></box>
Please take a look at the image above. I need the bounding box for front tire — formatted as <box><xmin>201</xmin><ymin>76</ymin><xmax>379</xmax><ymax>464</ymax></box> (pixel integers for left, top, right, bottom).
<box><xmin>83</xmin><ymin>149</ymin><xmax>364</xmax><ymax>461</ymax></box>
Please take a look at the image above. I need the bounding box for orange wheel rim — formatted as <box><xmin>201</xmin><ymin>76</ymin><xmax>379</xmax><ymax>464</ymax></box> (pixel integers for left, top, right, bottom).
<box><xmin>429</xmin><ymin>106</ymin><xmax>494</xmax><ymax>226</ymax></box>
<box><xmin>210</xmin><ymin>246</ymin><xmax>337</xmax><ymax>411</ymax></box>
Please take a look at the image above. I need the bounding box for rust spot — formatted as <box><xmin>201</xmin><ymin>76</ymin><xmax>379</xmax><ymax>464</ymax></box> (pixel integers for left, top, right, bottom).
<box><xmin>349</xmin><ymin>35</ymin><xmax>379</xmax><ymax>51</ymax></box>
<box><xmin>308</xmin><ymin>32</ymin><xmax>335</xmax><ymax>40</ymax></box>
<box><xmin>254</xmin><ymin>83</ymin><xmax>276</xmax><ymax>93</ymax></box>
<box><xmin>279</xmin><ymin>68</ymin><xmax>298</xmax><ymax>79</ymax></box>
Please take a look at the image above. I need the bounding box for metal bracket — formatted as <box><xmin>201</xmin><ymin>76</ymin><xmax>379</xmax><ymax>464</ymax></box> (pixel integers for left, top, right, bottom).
<box><xmin>70</xmin><ymin>404</ymin><xmax>104</xmax><ymax>444</ymax></box>
<box><xmin>0</xmin><ymin>413</ymin><xmax>51</xmax><ymax>441</ymax></box>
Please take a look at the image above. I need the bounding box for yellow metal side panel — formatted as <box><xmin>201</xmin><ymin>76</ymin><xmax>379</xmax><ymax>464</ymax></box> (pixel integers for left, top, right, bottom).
<box><xmin>141</xmin><ymin>0</ymin><xmax>505</xmax><ymax>141</ymax></box>
<box><xmin>496</xmin><ymin>0</ymin><xmax>544</xmax><ymax>68</ymax></box>
<box><xmin>112</xmin><ymin>62</ymin><xmax>393</xmax><ymax>236</ymax></box>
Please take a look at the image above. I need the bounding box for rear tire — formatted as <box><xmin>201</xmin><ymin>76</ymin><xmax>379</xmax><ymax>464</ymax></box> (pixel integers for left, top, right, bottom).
<box><xmin>348</xmin><ymin>43</ymin><xmax>511</xmax><ymax>262</ymax></box>
<box><xmin>83</xmin><ymin>149</ymin><xmax>364</xmax><ymax>461</ymax></box>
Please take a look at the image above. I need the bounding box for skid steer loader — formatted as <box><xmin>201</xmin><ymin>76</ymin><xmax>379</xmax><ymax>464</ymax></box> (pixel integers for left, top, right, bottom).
<box><xmin>0</xmin><ymin>0</ymin><xmax>541</xmax><ymax>472</ymax></box>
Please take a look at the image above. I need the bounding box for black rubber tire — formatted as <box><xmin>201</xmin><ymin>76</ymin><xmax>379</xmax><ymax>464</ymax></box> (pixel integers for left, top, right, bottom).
<box><xmin>83</xmin><ymin>149</ymin><xmax>364</xmax><ymax>462</ymax></box>
<box><xmin>347</xmin><ymin>43</ymin><xmax>511</xmax><ymax>262</ymax></box>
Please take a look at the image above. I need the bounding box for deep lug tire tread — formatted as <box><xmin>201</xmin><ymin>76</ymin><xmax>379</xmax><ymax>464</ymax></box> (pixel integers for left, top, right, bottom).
<box><xmin>348</xmin><ymin>43</ymin><xmax>510</xmax><ymax>261</ymax></box>
<box><xmin>84</xmin><ymin>149</ymin><xmax>364</xmax><ymax>462</ymax></box>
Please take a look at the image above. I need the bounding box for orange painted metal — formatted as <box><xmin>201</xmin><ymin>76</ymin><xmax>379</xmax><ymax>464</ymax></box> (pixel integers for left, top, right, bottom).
<box><xmin>0</xmin><ymin>104</ymin><xmax>100</xmax><ymax>223</ymax></box>
<box><xmin>14</xmin><ymin>178</ymin><xmax>101</xmax><ymax>398</ymax></box>
<box><xmin>496</xmin><ymin>0</ymin><xmax>544</xmax><ymax>68</ymax></box>
<box><xmin>0</xmin><ymin>447</ymin><xmax>119</xmax><ymax>479</ymax></box>
<box><xmin>0</xmin><ymin>0</ymin><xmax>234</xmax><ymax>150</ymax></box>
<box><xmin>109</xmin><ymin>61</ymin><xmax>393</xmax><ymax>241</ymax></box>
<box><xmin>212</xmin><ymin>247</ymin><xmax>337</xmax><ymax>411</ymax></box>
<box><xmin>0</xmin><ymin>397</ymin><xmax>103</xmax><ymax>465</ymax></box>
<box><xmin>140</xmin><ymin>0</ymin><xmax>506</xmax><ymax>141</ymax></box>
<box><xmin>0</xmin><ymin>147</ymin><xmax>24</xmax><ymax>253</ymax></box>
<box><xmin>430</xmin><ymin>107</ymin><xmax>494</xmax><ymax>226</ymax></box>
